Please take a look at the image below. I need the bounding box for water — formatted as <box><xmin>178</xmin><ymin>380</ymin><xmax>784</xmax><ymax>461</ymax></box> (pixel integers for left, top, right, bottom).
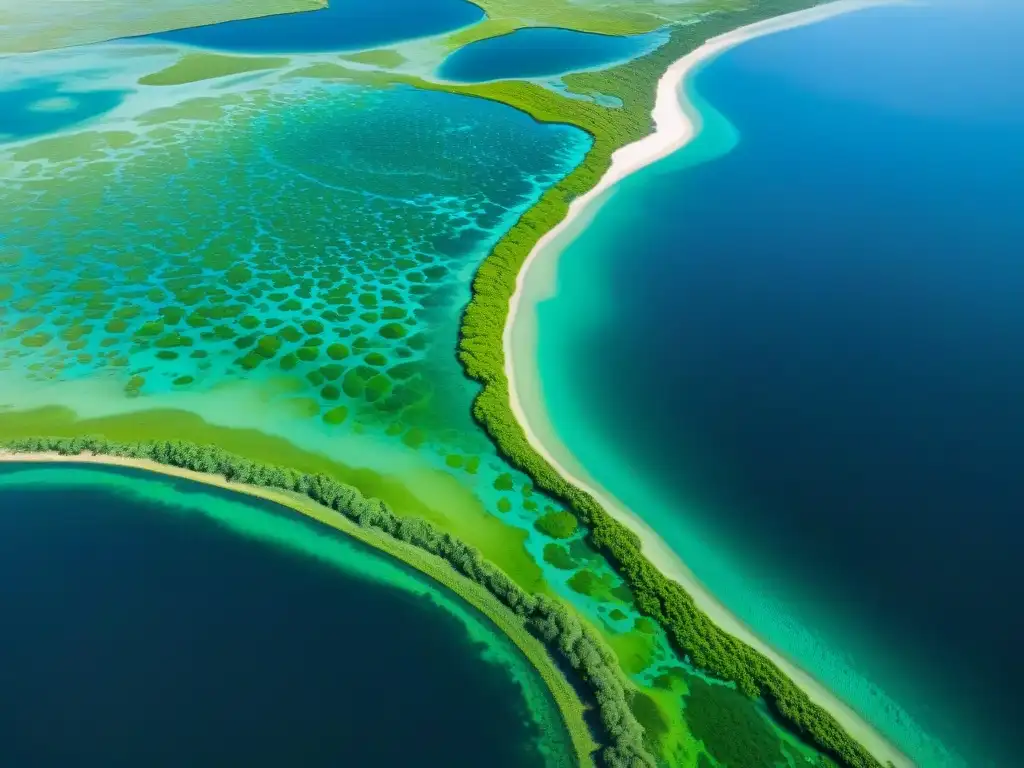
<box><xmin>0</xmin><ymin>9</ymin><xmax>925</xmax><ymax>767</ymax></box>
<box><xmin>0</xmin><ymin>41</ymin><xmax>682</xmax><ymax>768</ymax></box>
<box><xmin>0</xmin><ymin>80</ymin><xmax>126</xmax><ymax>142</ymax></box>
<box><xmin>153</xmin><ymin>0</ymin><xmax>485</xmax><ymax>54</ymax></box>
<box><xmin>0</xmin><ymin>463</ymin><xmax>575</xmax><ymax>767</ymax></box>
<box><xmin>533</xmin><ymin>2</ymin><xmax>1024</xmax><ymax>766</ymax></box>
<box><xmin>438</xmin><ymin>27</ymin><xmax>666</xmax><ymax>83</ymax></box>
<box><xmin>0</xmin><ymin>73</ymin><xmax>588</xmax><ymax>463</ymax></box>
<box><xmin>0</xmin><ymin>0</ymin><xmax>321</xmax><ymax>54</ymax></box>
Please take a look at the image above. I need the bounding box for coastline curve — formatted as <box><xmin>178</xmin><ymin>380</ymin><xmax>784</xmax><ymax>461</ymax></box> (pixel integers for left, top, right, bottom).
<box><xmin>0</xmin><ymin>440</ymin><xmax>663</xmax><ymax>768</ymax></box>
<box><xmin>503</xmin><ymin>2</ymin><xmax>912</xmax><ymax>767</ymax></box>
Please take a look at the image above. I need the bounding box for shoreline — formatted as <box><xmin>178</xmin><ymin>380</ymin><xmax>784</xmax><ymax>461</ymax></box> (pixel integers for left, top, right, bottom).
<box><xmin>0</xmin><ymin>450</ymin><xmax>599</xmax><ymax>766</ymax></box>
<box><xmin>504</xmin><ymin>2</ymin><xmax>913</xmax><ymax>768</ymax></box>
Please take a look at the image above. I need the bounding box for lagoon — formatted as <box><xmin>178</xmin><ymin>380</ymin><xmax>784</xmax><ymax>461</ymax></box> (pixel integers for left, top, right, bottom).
<box><xmin>439</xmin><ymin>27</ymin><xmax>666</xmax><ymax>83</ymax></box>
<box><xmin>0</xmin><ymin>463</ymin><xmax>574</xmax><ymax>767</ymax></box>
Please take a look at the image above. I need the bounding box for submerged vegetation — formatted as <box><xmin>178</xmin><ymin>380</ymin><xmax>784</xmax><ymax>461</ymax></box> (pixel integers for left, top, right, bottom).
<box><xmin>0</xmin><ymin>436</ymin><xmax>653</xmax><ymax>768</ymax></box>
<box><xmin>685</xmin><ymin>677</ymin><xmax>789</xmax><ymax>768</ymax></box>
<box><xmin>535</xmin><ymin>510</ymin><xmax>579</xmax><ymax>539</ymax></box>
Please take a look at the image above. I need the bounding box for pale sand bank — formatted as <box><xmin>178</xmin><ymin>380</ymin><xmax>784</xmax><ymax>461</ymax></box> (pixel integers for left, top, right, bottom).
<box><xmin>506</xmin><ymin>2</ymin><xmax>913</xmax><ymax>767</ymax></box>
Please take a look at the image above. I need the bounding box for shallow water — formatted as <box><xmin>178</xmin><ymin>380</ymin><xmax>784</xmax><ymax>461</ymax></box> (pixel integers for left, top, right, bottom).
<box><xmin>153</xmin><ymin>0</ymin><xmax>485</xmax><ymax>54</ymax></box>
<box><xmin>0</xmin><ymin>462</ymin><xmax>574</xmax><ymax>767</ymax></box>
<box><xmin>0</xmin><ymin>80</ymin><xmax>126</xmax><ymax>142</ymax></box>
<box><xmin>533</xmin><ymin>2</ymin><xmax>1024</xmax><ymax>766</ymax></box>
<box><xmin>0</xmin><ymin>0</ymin><xmax>319</xmax><ymax>54</ymax></box>
<box><xmin>438</xmin><ymin>27</ymin><xmax>666</xmax><ymax>82</ymax></box>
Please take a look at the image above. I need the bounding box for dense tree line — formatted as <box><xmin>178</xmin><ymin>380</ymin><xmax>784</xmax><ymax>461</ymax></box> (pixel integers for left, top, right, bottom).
<box><xmin>1</xmin><ymin>435</ymin><xmax>655</xmax><ymax>768</ymax></box>
<box><xmin>452</xmin><ymin>3</ymin><xmax>886</xmax><ymax>767</ymax></box>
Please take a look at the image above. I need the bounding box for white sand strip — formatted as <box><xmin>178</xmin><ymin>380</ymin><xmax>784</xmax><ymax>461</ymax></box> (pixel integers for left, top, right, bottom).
<box><xmin>505</xmin><ymin>2</ymin><xmax>913</xmax><ymax>766</ymax></box>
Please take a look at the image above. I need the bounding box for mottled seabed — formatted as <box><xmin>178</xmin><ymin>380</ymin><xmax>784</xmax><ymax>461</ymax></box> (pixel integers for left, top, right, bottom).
<box><xmin>437</xmin><ymin>26</ymin><xmax>668</xmax><ymax>83</ymax></box>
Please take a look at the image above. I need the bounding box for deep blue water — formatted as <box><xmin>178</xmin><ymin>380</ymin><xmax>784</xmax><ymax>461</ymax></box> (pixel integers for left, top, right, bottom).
<box><xmin>0</xmin><ymin>81</ymin><xmax>125</xmax><ymax>142</ymax></box>
<box><xmin>0</xmin><ymin>464</ymin><xmax>568</xmax><ymax>768</ymax></box>
<box><xmin>153</xmin><ymin>0</ymin><xmax>485</xmax><ymax>54</ymax></box>
<box><xmin>438</xmin><ymin>27</ymin><xmax>665</xmax><ymax>83</ymax></box>
<box><xmin>536</xmin><ymin>1</ymin><xmax>1024</xmax><ymax>765</ymax></box>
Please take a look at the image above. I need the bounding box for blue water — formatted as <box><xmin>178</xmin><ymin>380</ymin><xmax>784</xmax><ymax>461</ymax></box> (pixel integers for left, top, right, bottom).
<box><xmin>438</xmin><ymin>27</ymin><xmax>666</xmax><ymax>83</ymax></box>
<box><xmin>535</xmin><ymin>2</ymin><xmax>1024</xmax><ymax>766</ymax></box>
<box><xmin>153</xmin><ymin>0</ymin><xmax>485</xmax><ymax>54</ymax></box>
<box><xmin>0</xmin><ymin>463</ymin><xmax>572</xmax><ymax>767</ymax></box>
<box><xmin>0</xmin><ymin>80</ymin><xmax>125</xmax><ymax>142</ymax></box>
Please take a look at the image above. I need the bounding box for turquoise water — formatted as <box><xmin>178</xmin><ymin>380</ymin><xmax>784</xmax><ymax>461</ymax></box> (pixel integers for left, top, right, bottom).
<box><xmin>0</xmin><ymin>462</ymin><xmax>575</xmax><ymax>767</ymax></box>
<box><xmin>153</xmin><ymin>0</ymin><xmax>485</xmax><ymax>53</ymax></box>
<box><xmin>0</xmin><ymin>78</ymin><xmax>589</xmax><ymax>450</ymax></box>
<box><xmin>533</xmin><ymin>2</ymin><xmax>1024</xmax><ymax>766</ymax></box>
<box><xmin>0</xmin><ymin>80</ymin><xmax>125</xmax><ymax>142</ymax></box>
<box><xmin>438</xmin><ymin>27</ymin><xmax>667</xmax><ymax>83</ymax></box>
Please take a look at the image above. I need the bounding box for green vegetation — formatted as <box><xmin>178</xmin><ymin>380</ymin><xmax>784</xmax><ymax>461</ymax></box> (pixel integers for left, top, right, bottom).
<box><xmin>685</xmin><ymin>678</ymin><xmax>785</xmax><ymax>767</ymax></box>
<box><xmin>452</xmin><ymin>4</ymin><xmax>882</xmax><ymax>767</ymax></box>
<box><xmin>2</xmin><ymin>4</ymin><xmax>876</xmax><ymax>765</ymax></box>
<box><xmin>568</xmin><ymin>568</ymin><xmax>625</xmax><ymax>603</ymax></box>
<box><xmin>606</xmin><ymin>625</ymin><xmax>660</xmax><ymax>676</ymax></box>
<box><xmin>543</xmin><ymin>542</ymin><xmax>576</xmax><ymax>570</ymax></box>
<box><xmin>379</xmin><ymin>322</ymin><xmax>407</xmax><ymax>339</ymax></box>
<box><xmin>139</xmin><ymin>53</ymin><xmax>287</xmax><ymax>86</ymax></box>
<box><xmin>0</xmin><ymin>0</ymin><xmax>323</xmax><ymax>55</ymax></box>
<box><xmin>0</xmin><ymin>407</ymin><xmax>545</xmax><ymax>596</ymax></box>
<box><xmin>567</xmin><ymin>569</ymin><xmax>601</xmax><ymax>596</ymax></box>
<box><xmin>493</xmin><ymin>472</ymin><xmax>515</xmax><ymax>491</ymax></box>
<box><xmin>326</xmin><ymin>343</ymin><xmax>350</xmax><ymax>360</ymax></box>
<box><xmin>341</xmin><ymin>49</ymin><xmax>407</xmax><ymax>69</ymax></box>
<box><xmin>1</xmin><ymin>436</ymin><xmax>653</xmax><ymax>768</ymax></box>
<box><xmin>535</xmin><ymin>510</ymin><xmax>578</xmax><ymax>539</ymax></box>
<box><xmin>469</xmin><ymin>0</ymin><xmax>734</xmax><ymax>37</ymax></box>
<box><xmin>322</xmin><ymin>405</ymin><xmax>349</xmax><ymax>425</ymax></box>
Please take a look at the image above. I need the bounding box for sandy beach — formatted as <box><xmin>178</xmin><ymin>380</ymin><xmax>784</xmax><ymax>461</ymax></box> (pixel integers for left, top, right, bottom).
<box><xmin>505</xmin><ymin>2</ymin><xmax>913</xmax><ymax>767</ymax></box>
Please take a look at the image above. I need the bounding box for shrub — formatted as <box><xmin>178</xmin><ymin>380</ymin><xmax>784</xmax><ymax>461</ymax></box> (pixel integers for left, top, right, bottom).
<box><xmin>380</xmin><ymin>322</ymin><xmax>407</xmax><ymax>339</ymax></box>
<box><xmin>535</xmin><ymin>511</ymin><xmax>578</xmax><ymax>540</ymax></box>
